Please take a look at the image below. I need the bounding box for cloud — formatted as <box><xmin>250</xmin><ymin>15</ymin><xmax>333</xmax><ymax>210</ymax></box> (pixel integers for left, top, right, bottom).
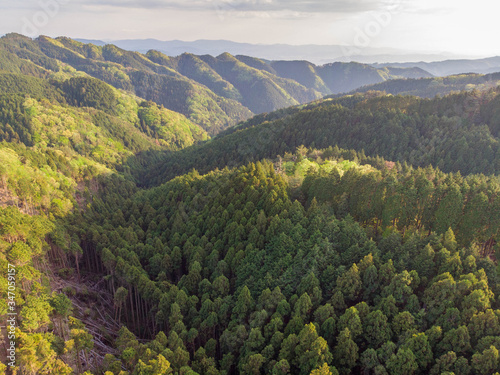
<box><xmin>0</xmin><ymin>0</ymin><xmax>39</xmax><ymax>11</ymax></box>
<box><xmin>68</xmin><ymin>0</ymin><xmax>390</xmax><ymax>14</ymax></box>
<box><xmin>401</xmin><ymin>3</ymin><xmax>454</xmax><ymax>15</ymax></box>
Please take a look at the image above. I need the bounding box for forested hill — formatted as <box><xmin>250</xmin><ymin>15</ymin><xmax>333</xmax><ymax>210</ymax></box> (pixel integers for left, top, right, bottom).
<box><xmin>0</xmin><ymin>33</ymin><xmax>252</xmax><ymax>135</ymax></box>
<box><xmin>0</xmin><ymin>33</ymin><xmax>433</xmax><ymax>133</ymax></box>
<box><xmin>373</xmin><ymin>56</ymin><xmax>500</xmax><ymax>77</ymax></box>
<box><xmin>233</xmin><ymin>57</ymin><xmax>432</xmax><ymax>95</ymax></box>
<box><xmin>131</xmin><ymin>86</ymin><xmax>500</xmax><ymax>187</ymax></box>
<box><xmin>58</xmin><ymin>152</ymin><xmax>500</xmax><ymax>375</ymax></box>
<box><xmin>332</xmin><ymin>72</ymin><xmax>500</xmax><ymax>99</ymax></box>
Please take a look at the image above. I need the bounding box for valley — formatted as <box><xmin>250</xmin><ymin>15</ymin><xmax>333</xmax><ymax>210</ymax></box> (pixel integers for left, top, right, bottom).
<box><xmin>0</xmin><ymin>34</ymin><xmax>500</xmax><ymax>375</ymax></box>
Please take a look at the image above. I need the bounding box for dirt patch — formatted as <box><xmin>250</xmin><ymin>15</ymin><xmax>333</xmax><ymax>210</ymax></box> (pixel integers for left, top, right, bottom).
<box><xmin>48</xmin><ymin>266</ymin><xmax>121</xmax><ymax>372</ymax></box>
<box><xmin>0</xmin><ymin>187</ymin><xmax>36</xmax><ymax>215</ymax></box>
<box><xmin>75</xmin><ymin>178</ymin><xmax>100</xmax><ymax>211</ymax></box>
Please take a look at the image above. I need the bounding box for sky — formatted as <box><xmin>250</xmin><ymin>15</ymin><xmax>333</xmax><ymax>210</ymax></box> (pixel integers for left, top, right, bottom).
<box><xmin>1</xmin><ymin>0</ymin><xmax>499</xmax><ymax>57</ymax></box>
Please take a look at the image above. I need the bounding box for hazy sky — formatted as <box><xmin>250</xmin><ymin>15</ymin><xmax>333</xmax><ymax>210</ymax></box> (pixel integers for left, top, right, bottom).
<box><xmin>1</xmin><ymin>0</ymin><xmax>499</xmax><ymax>56</ymax></box>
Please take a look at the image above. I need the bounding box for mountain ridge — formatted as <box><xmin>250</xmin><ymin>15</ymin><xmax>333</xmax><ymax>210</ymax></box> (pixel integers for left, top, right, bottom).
<box><xmin>0</xmin><ymin>34</ymin><xmax>436</xmax><ymax>127</ymax></box>
<box><xmin>75</xmin><ymin>37</ymin><xmax>479</xmax><ymax>64</ymax></box>
<box><xmin>373</xmin><ymin>56</ymin><xmax>500</xmax><ymax>76</ymax></box>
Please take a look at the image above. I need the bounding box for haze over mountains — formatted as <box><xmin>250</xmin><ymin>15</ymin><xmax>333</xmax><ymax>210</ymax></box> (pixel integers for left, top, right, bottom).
<box><xmin>373</xmin><ymin>56</ymin><xmax>500</xmax><ymax>77</ymax></box>
<box><xmin>76</xmin><ymin>37</ymin><xmax>500</xmax><ymax>79</ymax></box>
<box><xmin>76</xmin><ymin>37</ymin><xmax>482</xmax><ymax>65</ymax></box>
<box><xmin>328</xmin><ymin>72</ymin><xmax>500</xmax><ymax>99</ymax></box>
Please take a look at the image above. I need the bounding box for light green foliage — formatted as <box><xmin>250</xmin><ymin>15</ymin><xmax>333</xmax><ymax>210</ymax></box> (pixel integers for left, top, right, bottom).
<box><xmin>138</xmin><ymin>101</ymin><xmax>208</xmax><ymax>148</ymax></box>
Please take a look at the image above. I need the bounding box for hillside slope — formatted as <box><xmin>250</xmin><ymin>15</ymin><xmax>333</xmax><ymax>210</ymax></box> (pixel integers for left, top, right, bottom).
<box><xmin>0</xmin><ymin>33</ymin><xmax>252</xmax><ymax>134</ymax></box>
<box><xmin>1</xmin><ymin>33</ymin><xmax>434</xmax><ymax>134</ymax></box>
<box><xmin>374</xmin><ymin>56</ymin><xmax>500</xmax><ymax>76</ymax></box>
<box><xmin>333</xmin><ymin>72</ymin><xmax>500</xmax><ymax>99</ymax></box>
<box><xmin>134</xmin><ymin>87</ymin><xmax>500</xmax><ymax>186</ymax></box>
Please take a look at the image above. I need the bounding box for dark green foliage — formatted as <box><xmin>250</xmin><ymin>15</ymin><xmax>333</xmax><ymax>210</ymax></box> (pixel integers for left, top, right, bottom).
<box><xmin>336</xmin><ymin>71</ymin><xmax>500</xmax><ymax>99</ymax></box>
<box><xmin>61</xmin><ymin>76</ymin><xmax>118</xmax><ymax>114</ymax></box>
<box><xmin>66</xmin><ymin>154</ymin><xmax>500</xmax><ymax>374</ymax></box>
<box><xmin>134</xmin><ymin>87</ymin><xmax>500</xmax><ymax>187</ymax></box>
<box><xmin>0</xmin><ymin>72</ymin><xmax>65</xmax><ymax>101</ymax></box>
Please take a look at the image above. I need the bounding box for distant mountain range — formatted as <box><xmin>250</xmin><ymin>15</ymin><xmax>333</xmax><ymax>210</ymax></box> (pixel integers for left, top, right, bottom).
<box><xmin>75</xmin><ymin>38</ymin><xmax>470</xmax><ymax>65</ymax></box>
<box><xmin>3</xmin><ymin>33</ymin><xmax>500</xmax><ymax>140</ymax></box>
<box><xmin>0</xmin><ymin>34</ymin><xmax>434</xmax><ymax>134</ymax></box>
<box><xmin>75</xmin><ymin>38</ymin><xmax>500</xmax><ymax>78</ymax></box>
<box><xmin>329</xmin><ymin>72</ymin><xmax>500</xmax><ymax>99</ymax></box>
<box><xmin>373</xmin><ymin>56</ymin><xmax>500</xmax><ymax>76</ymax></box>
